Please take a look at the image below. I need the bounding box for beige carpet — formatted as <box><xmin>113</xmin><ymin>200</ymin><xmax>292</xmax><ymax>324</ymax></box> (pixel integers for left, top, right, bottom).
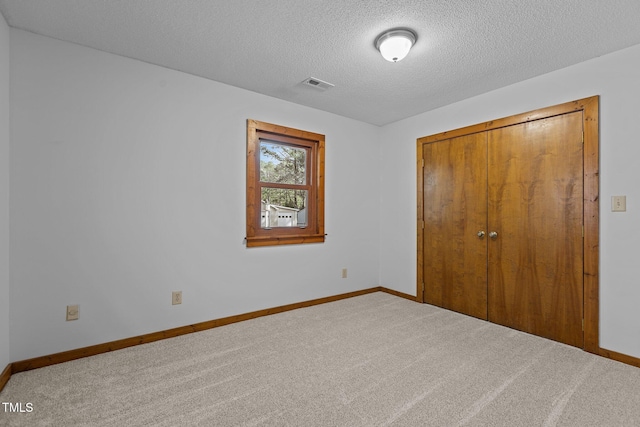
<box><xmin>2</xmin><ymin>292</ymin><xmax>640</xmax><ymax>426</ymax></box>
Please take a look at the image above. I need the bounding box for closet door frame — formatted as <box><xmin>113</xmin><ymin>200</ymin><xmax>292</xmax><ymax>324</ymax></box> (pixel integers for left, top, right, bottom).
<box><xmin>416</xmin><ymin>96</ymin><xmax>599</xmax><ymax>354</ymax></box>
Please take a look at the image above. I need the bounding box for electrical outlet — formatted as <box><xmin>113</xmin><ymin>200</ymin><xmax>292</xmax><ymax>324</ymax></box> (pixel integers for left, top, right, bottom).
<box><xmin>66</xmin><ymin>305</ymin><xmax>79</xmax><ymax>321</ymax></box>
<box><xmin>172</xmin><ymin>291</ymin><xmax>182</xmax><ymax>305</ymax></box>
<box><xmin>342</xmin><ymin>268</ymin><xmax>348</xmax><ymax>279</ymax></box>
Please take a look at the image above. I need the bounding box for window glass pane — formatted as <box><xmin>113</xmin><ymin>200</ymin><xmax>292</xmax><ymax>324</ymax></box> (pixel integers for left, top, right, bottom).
<box><xmin>261</xmin><ymin>188</ymin><xmax>308</xmax><ymax>228</ymax></box>
<box><xmin>260</xmin><ymin>141</ymin><xmax>306</xmax><ymax>185</ymax></box>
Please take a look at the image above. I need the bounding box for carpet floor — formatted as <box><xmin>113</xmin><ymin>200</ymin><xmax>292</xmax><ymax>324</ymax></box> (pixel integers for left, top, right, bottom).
<box><xmin>1</xmin><ymin>292</ymin><xmax>640</xmax><ymax>426</ymax></box>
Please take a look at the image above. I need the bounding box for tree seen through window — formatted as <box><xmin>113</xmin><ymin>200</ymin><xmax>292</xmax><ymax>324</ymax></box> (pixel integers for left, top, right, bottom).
<box><xmin>260</xmin><ymin>141</ymin><xmax>307</xmax><ymax>211</ymax></box>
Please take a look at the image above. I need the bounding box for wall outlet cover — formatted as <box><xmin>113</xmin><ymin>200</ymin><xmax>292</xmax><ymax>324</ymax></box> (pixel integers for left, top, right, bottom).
<box><xmin>172</xmin><ymin>291</ymin><xmax>182</xmax><ymax>305</ymax></box>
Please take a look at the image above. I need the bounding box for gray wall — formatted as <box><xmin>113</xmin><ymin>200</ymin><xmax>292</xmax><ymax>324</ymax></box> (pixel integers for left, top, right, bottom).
<box><xmin>379</xmin><ymin>43</ymin><xmax>640</xmax><ymax>359</ymax></box>
<box><xmin>0</xmin><ymin>11</ymin><xmax>9</xmax><ymax>371</ymax></box>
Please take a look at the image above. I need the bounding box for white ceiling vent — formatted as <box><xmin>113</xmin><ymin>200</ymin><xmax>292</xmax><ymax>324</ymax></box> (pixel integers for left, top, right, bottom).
<box><xmin>302</xmin><ymin>77</ymin><xmax>335</xmax><ymax>91</ymax></box>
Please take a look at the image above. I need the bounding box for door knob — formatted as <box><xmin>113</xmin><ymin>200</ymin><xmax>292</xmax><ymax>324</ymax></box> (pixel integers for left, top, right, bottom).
<box><xmin>477</xmin><ymin>231</ymin><xmax>485</xmax><ymax>239</ymax></box>
<box><xmin>489</xmin><ymin>231</ymin><xmax>498</xmax><ymax>240</ymax></box>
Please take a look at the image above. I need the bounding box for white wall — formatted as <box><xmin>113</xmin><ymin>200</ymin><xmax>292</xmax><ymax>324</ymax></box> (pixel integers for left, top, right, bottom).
<box><xmin>379</xmin><ymin>43</ymin><xmax>640</xmax><ymax>359</ymax></box>
<box><xmin>9</xmin><ymin>30</ymin><xmax>381</xmax><ymax>361</ymax></box>
<box><xmin>0</xmin><ymin>12</ymin><xmax>10</xmax><ymax>370</ymax></box>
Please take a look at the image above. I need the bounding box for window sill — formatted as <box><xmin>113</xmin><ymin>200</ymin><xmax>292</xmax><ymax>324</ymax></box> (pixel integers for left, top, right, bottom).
<box><xmin>246</xmin><ymin>234</ymin><xmax>325</xmax><ymax>248</ymax></box>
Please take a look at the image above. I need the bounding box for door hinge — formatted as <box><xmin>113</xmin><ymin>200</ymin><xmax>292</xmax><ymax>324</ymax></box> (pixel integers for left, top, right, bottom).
<box><xmin>422</xmin><ymin>158</ymin><xmax>425</xmax><ymax>168</ymax></box>
<box><xmin>422</xmin><ymin>221</ymin><xmax>425</xmax><ymax>229</ymax></box>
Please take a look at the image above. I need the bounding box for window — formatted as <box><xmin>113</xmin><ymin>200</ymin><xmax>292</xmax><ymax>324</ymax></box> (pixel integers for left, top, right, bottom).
<box><xmin>246</xmin><ymin>120</ymin><xmax>325</xmax><ymax>247</ymax></box>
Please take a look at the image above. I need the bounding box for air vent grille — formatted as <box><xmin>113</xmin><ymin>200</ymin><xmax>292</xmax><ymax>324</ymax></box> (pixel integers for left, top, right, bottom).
<box><xmin>302</xmin><ymin>77</ymin><xmax>335</xmax><ymax>91</ymax></box>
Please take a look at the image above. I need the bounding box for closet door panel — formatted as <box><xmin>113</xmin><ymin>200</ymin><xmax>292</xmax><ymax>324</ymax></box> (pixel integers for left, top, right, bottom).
<box><xmin>487</xmin><ymin>112</ymin><xmax>584</xmax><ymax>347</ymax></box>
<box><xmin>423</xmin><ymin>133</ymin><xmax>488</xmax><ymax>319</ymax></box>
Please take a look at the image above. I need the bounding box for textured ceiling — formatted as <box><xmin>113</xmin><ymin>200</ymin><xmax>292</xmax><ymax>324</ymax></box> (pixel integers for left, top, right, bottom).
<box><xmin>1</xmin><ymin>0</ymin><xmax>640</xmax><ymax>126</ymax></box>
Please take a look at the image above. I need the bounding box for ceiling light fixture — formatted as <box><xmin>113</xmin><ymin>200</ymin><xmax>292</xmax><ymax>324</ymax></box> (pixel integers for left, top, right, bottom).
<box><xmin>375</xmin><ymin>29</ymin><xmax>417</xmax><ymax>63</ymax></box>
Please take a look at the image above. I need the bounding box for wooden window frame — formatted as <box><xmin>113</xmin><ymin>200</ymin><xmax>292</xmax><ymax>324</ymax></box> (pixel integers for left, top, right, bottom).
<box><xmin>246</xmin><ymin>119</ymin><xmax>325</xmax><ymax>247</ymax></box>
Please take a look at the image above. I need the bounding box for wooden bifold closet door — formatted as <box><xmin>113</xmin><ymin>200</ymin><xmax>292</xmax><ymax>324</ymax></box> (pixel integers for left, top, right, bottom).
<box><xmin>423</xmin><ymin>133</ymin><xmax>488</xmax><ymax>320</ymax></box>
<box><xmin>422</xmin><ymin>109</ymin><xmax>585</xmax><ymax>348</ymax></box>
<box><xmin>487</xmin><ymin>112</ymin><xmax>584</xmax><ymax>348</ymax></box>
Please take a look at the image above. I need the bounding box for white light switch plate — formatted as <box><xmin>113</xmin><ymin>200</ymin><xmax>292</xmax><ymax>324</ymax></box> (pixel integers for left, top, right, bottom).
<box><xmin>66</xmin><ymin>305</ymin><xmax>79</xmax><ymax>321</ymax></box>
<box><xmin>612</xmin><ymin>196</ymin><xmax>627</xmax><ymax>212</ymax></box>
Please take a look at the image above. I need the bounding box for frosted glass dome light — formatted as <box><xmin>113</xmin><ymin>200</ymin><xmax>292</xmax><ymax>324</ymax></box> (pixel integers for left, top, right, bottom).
<box><xmin>375</xmin><ymin>29</ymin><xmax>417</xmax><ymax>62</ymax></box>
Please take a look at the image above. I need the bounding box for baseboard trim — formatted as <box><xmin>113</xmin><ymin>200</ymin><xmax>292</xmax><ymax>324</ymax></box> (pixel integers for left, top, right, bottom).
<box><xmin>12</xmin><ymin>287</ymin><xmax>385</xmax><ymax>374</ymax></box>
<box><xmin>600</xmin><ymin>347</ymin><xmax>640</xmax><ymax>369</ymax></box>
<box><xmin>0</xmin><ymin>363</ymin><xmax>11</xmax><ymax>393</ymax></box>
<box><xmin>378</xmin><ymin>287</ymin><xmax>418</xmax><ymax>302</ymax></box>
